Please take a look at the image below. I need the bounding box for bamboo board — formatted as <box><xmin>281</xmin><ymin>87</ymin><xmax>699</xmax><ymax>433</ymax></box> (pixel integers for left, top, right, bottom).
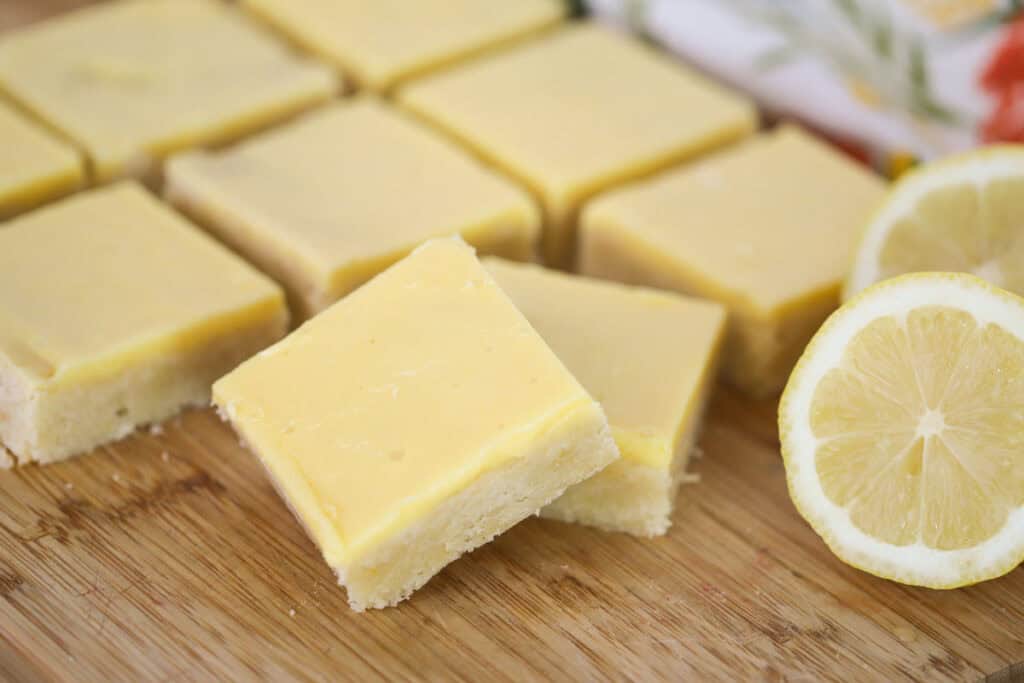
<box><xmin>1</xmin><ymin>3</ymin><xmax>1023</xmax><ymax>681</ymax></box>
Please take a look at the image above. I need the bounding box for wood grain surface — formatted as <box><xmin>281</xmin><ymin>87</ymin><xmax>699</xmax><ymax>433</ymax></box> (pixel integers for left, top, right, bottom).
<box><xmin>1</xmin><ymin>3</ymin><xmax>1023</xmax><ymax>682</ymax></box>
<box><xmin>2</xmin><ymin>391</ymin><xmax>1023</xmax><ymax>681</ymax></box>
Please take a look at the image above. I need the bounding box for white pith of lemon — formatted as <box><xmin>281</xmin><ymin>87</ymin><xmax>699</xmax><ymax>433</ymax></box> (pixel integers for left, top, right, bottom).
<box><xmin>844</xmin><ymin>146</ymin><xmax>1024</xmax><ymax>301</ymax></box>
<box><xmin>780</xmin><ymin>272</ymin><xmax>1024</xmax><ymax>588</ymax></box>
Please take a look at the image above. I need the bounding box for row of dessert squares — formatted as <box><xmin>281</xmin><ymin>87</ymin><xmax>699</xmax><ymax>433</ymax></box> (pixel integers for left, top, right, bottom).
<box><xmin>1</xmin><ymin>0</ymin><xmax>886</xmax><ymax>387</ymax></box>
<box><xmin>0</xmin><ymin>0</ymin><xmax>888</xmax><ymax>609</ymax></box>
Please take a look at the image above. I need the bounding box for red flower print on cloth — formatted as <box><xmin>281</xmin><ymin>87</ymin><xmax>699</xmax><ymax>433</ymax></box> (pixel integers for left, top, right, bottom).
<box><xmin>981</xmin><ymin>17</ymin><xmax>1024</xmax><ymax>93</ymax></box>
<box><xmin>983</xmin><ymin>82</ymin><xmax>1024</xmax><ymax>142</ymax></box>
<box><xmin>981</xmin><ymin>16</ymin><xmax>1024</xmax><ymax>142</ymax></box>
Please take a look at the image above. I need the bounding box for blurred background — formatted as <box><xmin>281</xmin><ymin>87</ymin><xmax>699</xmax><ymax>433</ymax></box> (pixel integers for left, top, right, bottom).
<box><xmin>587</xmin><ymin>0</ymin><xmax>1023</xmax><ymax>174</ymax></box>
<box><xmin>3</xmin><ymin>0</ymin><xmax>1020</xmax><ymax>177</ymax></box>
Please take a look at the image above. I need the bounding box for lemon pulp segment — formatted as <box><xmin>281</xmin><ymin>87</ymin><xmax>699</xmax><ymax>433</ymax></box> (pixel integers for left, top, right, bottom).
<box><xmin>810</xmin><ymin>305</ymin><xmax>1024</xmax><ymax>550</ymax></box>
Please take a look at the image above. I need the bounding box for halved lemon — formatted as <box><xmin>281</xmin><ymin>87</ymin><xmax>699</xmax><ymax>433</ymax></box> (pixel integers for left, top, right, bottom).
<box><xmin>780</xmin><ymin>272</ymin><xmax>1024</xmax><ymax>588</ymax></box>
<box><xmin>844</xmin><ymin>146</ymin><xmax>1024</xmax><ymax>301</ymax></box>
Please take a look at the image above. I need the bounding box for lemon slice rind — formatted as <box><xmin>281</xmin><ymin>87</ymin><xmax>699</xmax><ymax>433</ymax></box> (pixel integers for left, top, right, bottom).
<box><xmin>781</xmin><ymin>272</ymin><xmax>1024</xmax><ymax>588</ymax></box>
<box><xmin>844</xmin><ymin>147</ymin><xmax>1024</xmax><ymax>301</ymax></box>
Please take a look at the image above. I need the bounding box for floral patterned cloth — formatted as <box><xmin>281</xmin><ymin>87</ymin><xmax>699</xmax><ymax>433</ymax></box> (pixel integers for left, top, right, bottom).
<box><xmin>586</xmin><ymin>0</ymin><xmax>1023</xmax><ymax>172</ymax></box>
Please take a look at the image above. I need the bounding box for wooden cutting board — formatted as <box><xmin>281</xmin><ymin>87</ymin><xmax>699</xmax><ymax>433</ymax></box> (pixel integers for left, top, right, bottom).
<box><xmin>2</xmin><ymin>390</ymin><xmax>1022</xmax><ymax>681</ymax></box>
<box><xmin>1</xmin><ymin>3</ymin><xmax>1023</xmax><ymax>682</ymax></box>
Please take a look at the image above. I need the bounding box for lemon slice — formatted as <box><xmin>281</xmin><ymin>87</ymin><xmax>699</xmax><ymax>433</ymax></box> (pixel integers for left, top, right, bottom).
<box><xmin>844</xmin><ymin>146</ymin><xmax>1024</xmax><ymax>301</ymax></box>
<box><xmin>780</xmin><ymin>272</ymin><xmax>1024</xmax><ymax>588</ymax></box>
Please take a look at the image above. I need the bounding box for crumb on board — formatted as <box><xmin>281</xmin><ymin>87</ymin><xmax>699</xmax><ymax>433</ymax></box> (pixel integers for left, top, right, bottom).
<box><xmin>148</xmin><ymin>423</ymin><xmax>164</xmax><ymax>435</ymax></box>
<box><xmin>680</xmin><ymin>472</ymin><xmax>701</xmax><ymax>485</ymax></box>
<box><xmin>64</xmin><ymin>482</ymin><xmax>73</xmax><ymax>490</ymax></box>
<box><xmin>161</xmin><ymin>451</ymin><xmax>170</xmax><ymax>463</ymax></box>
<box><xmin>289</xmin><ymin>608</ymin><xmax>296</xmax><ymax>617</ymax></box>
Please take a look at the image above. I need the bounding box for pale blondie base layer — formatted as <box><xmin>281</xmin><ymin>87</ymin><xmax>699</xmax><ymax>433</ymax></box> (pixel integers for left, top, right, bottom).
<box><xmin>0</xmin><ymin>309</ymin><xmax>286</xmax><ymax>466</ymax></box>
<box><xmin>341</xmin><ymin>423</ymin><xmax>615</xmax><ymax>610</ymax></box>
<box><xmin>542</xmin><ymin>361</ymin><xmax>716</xmax><ymax>536</ymax></box>
<box><xmin>727</xmin><ymin>293</ymin><xmax>841</xmax><ymax>398</ymax></box>
<box><xmin>542</xmin><ymin>458</ymin><xmax>676</xmax><ymax>537</ymax></box>
<box><xmin>228</xmin><ymin>404</ymin><xmax>617</xmax><ymax>611</ymax></box>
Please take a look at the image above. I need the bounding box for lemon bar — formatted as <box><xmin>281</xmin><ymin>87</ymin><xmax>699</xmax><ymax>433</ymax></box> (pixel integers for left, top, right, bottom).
<box><xmin>0</xmin><ymin>0</ymin><xmax>336</xmax><ymax>183</ymax></box>
<box><xmin>580</xmin><ymin>126</ymin><xmax>887</xmax><ymax>397</ymax></box>
<box><xmin>241</xmin><ymin>0</ymin><xmax>564</xmax><ymax>91</ymax></box>
<box><xmin>0</xmin><ymin>182</ymin><xmax>287</xmax><ymax>467</ymax></box>
<box><xmin>166</xmin><ymin>98</ymin><xmax>539</xmax><ymax>321</ymax></box>
<box><xmin>485</xmin><ymin>259</ymin><xmax>725</xmax><ymax>536</ymax></box>
<box><xmin>213</xmin><ymin>238</ymin><xmax>618</xmax><ymax>611</ymax></box>
<box><xmin>398</xmin><ymin>23</ymin><xmax>756</xmax><ymax>267</ymax></box>
<box><xmin>0</xmin><ymin>100</ymin><xmax>83</xmax><ymax>218</ymax></box>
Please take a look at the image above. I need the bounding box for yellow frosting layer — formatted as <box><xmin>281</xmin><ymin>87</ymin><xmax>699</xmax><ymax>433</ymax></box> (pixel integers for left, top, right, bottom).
<box><xmin>0</xmin><ymin>182</ymin><xmax>286</xmax><ymax>387</ymax></box>
<box><xmin>214</xmin><ymin>238</ymin><xmax>609</xmax><ymax>566</ymax></box>
<box><xmin>582</xmin><ymin>125</ymin><xmax>887</xmax><ymax>317</ymax></box>
<box><xmin>485</xmin><ymin>259</ymin><xmax>725</xmax><ymax>468</ymax></box>
<box><xmin>0</xmin><ymin>0</ymin><xmax>335</xmax><ymax>181</ymax></box>
<box><xmin>399</xmin><ymin>23</ymin><xmax>756</xmax><ymax>266</ymax></box>
<box><xmin>0</xmin><ymin>100</ymin><xmax>83</xmax><ymax>217</ymax></box>
<box><xmin>166</xmin><ymin>98</ymin><xmax>539</xmax><ymax>320</ymax></box>
<box><xmin>242</xmin><ymin>0</ymin><xmax>564</xmax><ymax>90</ymax></box>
